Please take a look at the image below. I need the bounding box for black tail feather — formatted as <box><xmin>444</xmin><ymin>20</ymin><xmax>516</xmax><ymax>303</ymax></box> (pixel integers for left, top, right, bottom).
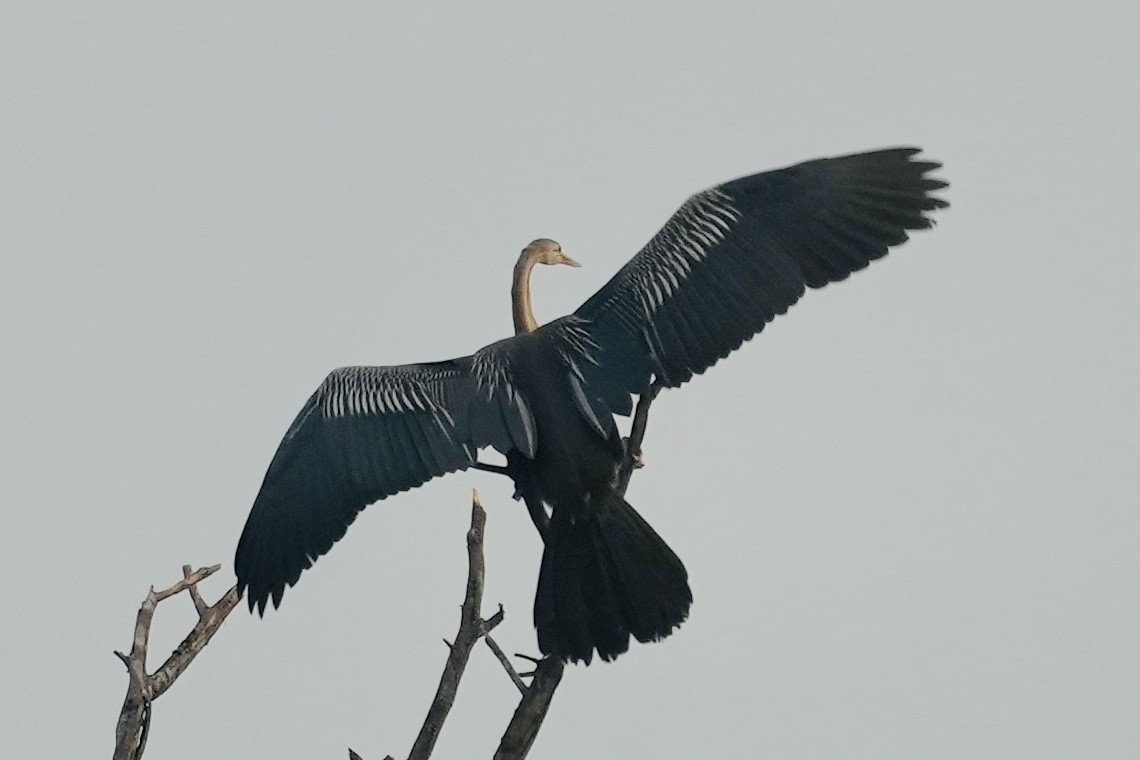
<box><xmin>534</xmin><ymin>489</ymin><xmax>691</xmax><ymax>664</ymax></box>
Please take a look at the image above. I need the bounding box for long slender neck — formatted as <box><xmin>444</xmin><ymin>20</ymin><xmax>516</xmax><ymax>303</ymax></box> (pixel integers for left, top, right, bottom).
<box><xmin>512</xmin><ymin>253</ymin><xmax>538</xmax><ymax>335</ymax></box>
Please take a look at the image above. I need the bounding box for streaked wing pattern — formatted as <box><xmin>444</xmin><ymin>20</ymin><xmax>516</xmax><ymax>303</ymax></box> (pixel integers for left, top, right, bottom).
<box><xmin>235</xmin><ymin>147</ymin><xmax>949</xmax><ymax>663</ymax></box>
<box><xmin>236</xmin><ymin>349</ymin><xmax>535</xmax><ymax>612</ymax></box>
<box><xmin>574</xmin><ymin>148</ymin><xmax>948</xmax><ymax>413</ymax></box>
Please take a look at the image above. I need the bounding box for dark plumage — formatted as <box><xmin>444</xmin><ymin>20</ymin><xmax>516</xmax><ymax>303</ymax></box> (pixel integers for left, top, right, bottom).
<box><xmin>235</xmin><ymin>148</ymin><xmax>948</xmax><ymax>664</ymax></box>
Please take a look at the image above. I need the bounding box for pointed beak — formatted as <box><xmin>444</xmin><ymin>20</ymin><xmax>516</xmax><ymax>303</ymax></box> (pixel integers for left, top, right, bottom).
<box><xmin>559</xmin><ymin>253</ymin><xmax>581</xmax><ymax>268</ymax></box>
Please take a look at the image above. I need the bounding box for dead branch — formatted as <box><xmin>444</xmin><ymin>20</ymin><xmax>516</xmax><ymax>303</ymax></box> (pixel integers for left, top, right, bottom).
<box><xmin>492</xmin><ymin>656</ymin><xmax>565</xmax><ymax>760</ymax></box>
<box><xmin>114</xmin><ymin>565</ymin><xmax>241</xmax><ymax>760</ymax></box>
<box><xmin>484</xmin><ymin>635</ymin><xmax>527</xmax><ymax>695</ymax></box>
<box><xmin>406</xmin><ymin>491</ymin><xmax>504</xmax><ymax>760</ymax></box>
<box><xmin>617</xmin><ymin>380</ymin><xmax>662</xmax><ymax>496</ymax></box>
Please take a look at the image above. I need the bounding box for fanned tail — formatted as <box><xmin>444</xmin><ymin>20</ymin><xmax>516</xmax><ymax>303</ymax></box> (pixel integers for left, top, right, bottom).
<box><xmin>534</xmin><ymin>489</ymin><xmax>692</xmax><ymax>664</ymax></box>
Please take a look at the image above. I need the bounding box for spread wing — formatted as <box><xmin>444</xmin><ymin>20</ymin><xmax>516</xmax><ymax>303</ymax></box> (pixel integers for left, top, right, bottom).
<box><xmin>574</xmin><ymin>147</ymin><xmax>948</xmax><ymax>413</ymax></box>
<box><xmin>235</xmin><ymin>346</ymin><xmax>536</xmax><ymax>613</ymax></box>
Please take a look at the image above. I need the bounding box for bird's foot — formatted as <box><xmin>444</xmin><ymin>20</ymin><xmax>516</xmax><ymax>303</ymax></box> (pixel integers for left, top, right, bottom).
<box><xmin>472</xmin><ymin>459</ymin><xmax>511</xmax><ymax>476</ymax></box>
<box><xmin>512</xmin><ymin>651</ymin><xmax>550</xmax><ymax>680</ymax></box>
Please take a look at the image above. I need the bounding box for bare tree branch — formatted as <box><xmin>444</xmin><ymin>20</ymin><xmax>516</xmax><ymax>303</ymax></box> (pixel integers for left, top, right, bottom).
<box><xmin>617</xmin><ymin>380</ymin><xmax>662</xmax><ymax>496</ymax></box>
<box><xmin>114</xmin><ymin>565</ymin><xmax>240</xmax><ymax>760</ymax></box>
<box><xmin>406</xmin><ymin>491</ymin><xmax>503</xmax><ymax>760</ymax></box>
<box><xmin>484</xmin><ymin>635</ymin><xmax>527</xmax><ymax>695</ymax></box>
<box><xmin>493</xmin><ymin>657</ymin><xmax>565</xmax><ymax>760</ymax></box>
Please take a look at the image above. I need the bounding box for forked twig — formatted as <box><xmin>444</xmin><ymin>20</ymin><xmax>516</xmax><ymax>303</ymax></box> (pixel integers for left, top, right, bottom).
<box><xmin>114</xmin><ymin>565</ymin><xmax>241</xmax><ymax>760</ymax></box>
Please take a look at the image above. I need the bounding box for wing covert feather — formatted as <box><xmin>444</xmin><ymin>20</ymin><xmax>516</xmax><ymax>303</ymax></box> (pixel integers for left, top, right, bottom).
<box><xmin>574</xmin><ymin>148</ymin><xmax>948</xmax><ymax>406</ymax></box>
<box><xmin>235</xmin><ymin>349</ymin><xmax>533</xmax><ymax>612</ymax></box>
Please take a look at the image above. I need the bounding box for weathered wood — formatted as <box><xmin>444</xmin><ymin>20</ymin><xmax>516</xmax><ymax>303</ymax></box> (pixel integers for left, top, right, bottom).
<box><xmin>114</xmin><ymin>565</ymin><xmax>239</xmax><ymax>760</ymax></box>
<box><xmin>407</xmin><ymin>493</ymin><xmax>503</xmax><ymax>760</ymax></box>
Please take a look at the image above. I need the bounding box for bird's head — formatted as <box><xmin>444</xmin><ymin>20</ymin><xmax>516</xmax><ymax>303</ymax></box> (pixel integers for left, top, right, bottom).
<box><xmin>523</xmin><ymin>238</ymin><xmax>580</xmax><ymax>268</ymax></box>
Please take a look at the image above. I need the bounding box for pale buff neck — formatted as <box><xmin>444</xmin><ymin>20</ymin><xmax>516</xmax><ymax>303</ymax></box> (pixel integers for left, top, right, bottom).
<box><xmin>512</xmin><ymin>252</ymin><xmax>538</xmax><ymax>335</ymax></box>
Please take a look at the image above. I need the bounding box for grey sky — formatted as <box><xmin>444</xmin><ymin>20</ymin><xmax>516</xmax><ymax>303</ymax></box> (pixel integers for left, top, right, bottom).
<box><xmin>2</xmin><ymin>4</ymin><xmax>1138</xmax><ymax>758</ymax></box>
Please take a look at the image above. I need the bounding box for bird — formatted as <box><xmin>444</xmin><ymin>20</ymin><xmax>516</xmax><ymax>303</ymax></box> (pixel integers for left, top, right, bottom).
<box><xmin>235</xmin><ymin>147</ymin><xmax>949</xmax><ymax>665</ymax></box>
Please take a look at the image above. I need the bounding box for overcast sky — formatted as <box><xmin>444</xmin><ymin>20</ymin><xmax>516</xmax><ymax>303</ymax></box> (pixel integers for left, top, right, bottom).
<box><xmin>3</xmin><ymin>3</ymin><xmax>1138</xmax><ymax>759</ymax></box>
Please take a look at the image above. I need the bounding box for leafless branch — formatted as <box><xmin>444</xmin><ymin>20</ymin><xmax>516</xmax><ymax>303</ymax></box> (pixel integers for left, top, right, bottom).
<box><xmin>484</xmin><ymin>635</ymin><xmax>527</xmax><ymax>695</ymax></box>
<box><xmin>617</xmin><ymin>380</ymin><xmax>662</xmax><ymax>496</ymax></box>
<box><xmin>406</xmin><ymin>491</ymin><xmax>504</xmax><ymax>760</ymax></box>
<box><xmin>493</xmin><ymin>656</ymin><xmax>565</xmax><ymax>760</ymax></box>
<box><xmin>114</xmin><ymin>565</ymin><xmax>241</xmax><ymax>760</ymax></box>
